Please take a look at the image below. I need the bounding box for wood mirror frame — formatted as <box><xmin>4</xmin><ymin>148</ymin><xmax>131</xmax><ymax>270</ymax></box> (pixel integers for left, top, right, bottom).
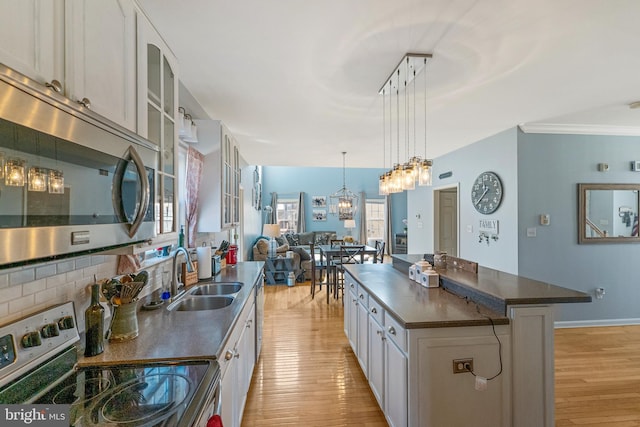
<box><xmin>578</xmin><ymin>183</ymin><xmax>640</xmax><ymax>244</ymax></box>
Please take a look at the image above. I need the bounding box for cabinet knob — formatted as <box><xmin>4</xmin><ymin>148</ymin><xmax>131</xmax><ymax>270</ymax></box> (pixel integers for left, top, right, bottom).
<box><xmin>45</xmin><ymin>80</ymin><xmax>62</xmax><ymax>93</ymax></box>
<box><xmin>387</xmin><ymin>326</ymin><xmax>396</xmax><ymax>335</ymax></box>
<box><xmin>359</xmin><ymin>293</ymin><xmax>364</xmax><ymax>299</ymax></box>
<box><xmin>350</xmin><ymin>283</ymin><xmax>355</xmax><ymax>289</ymax></box>
<box><xmin>77</xmin><ymin>97</ymin><xmax>91</xmax><ymax>109</ymax></box>
<box><xmin>234</xmin><ymin>352</ymin><xmax>240</xmax><ymax>359</ymax></box>
<box><xmin>224</xmin><ymin>350</ymin><xmax>234</xmax><ymax>361</ymax></box>
<box><xmin>370</xmin><ymin>307</ymin><xmax>377</xmax><ymax>314</ymax></box>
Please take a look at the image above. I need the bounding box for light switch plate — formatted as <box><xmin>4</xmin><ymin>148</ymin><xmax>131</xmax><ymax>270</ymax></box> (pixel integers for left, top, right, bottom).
<box><xmin>527</xmin><ymin>227</ymin><xmax>537</xmax><ymax>237</ymax></box>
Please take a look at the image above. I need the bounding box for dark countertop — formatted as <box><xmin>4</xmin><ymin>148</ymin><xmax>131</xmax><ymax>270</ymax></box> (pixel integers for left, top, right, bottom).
<box><xmin>343</xmin><ymin>263</ymin><xmax>510</xmax><ymax>329</ymax></box>
<box><xmin>77</xmin><ymin>261</ymin><xmax>264</xmax><ymax>367</ymax></box>
<box><xmin>392</xmin><ymin>254</ymin><xmax>592</xmax><ymax>314</ymax></box>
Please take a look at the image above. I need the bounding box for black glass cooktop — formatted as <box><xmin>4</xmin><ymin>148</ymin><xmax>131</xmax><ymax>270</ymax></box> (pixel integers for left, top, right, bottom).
<box><xmin>23</xmin><ymin>353</ymin><xmax>211</xmax><ymax>427</ymax></box>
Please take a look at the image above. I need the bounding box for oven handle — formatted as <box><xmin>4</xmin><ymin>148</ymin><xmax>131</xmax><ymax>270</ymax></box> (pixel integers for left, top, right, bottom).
<box><xmin>112</xmin><ymin>145</ymin><xmax>150</xmax><ymax>238</ymax></box>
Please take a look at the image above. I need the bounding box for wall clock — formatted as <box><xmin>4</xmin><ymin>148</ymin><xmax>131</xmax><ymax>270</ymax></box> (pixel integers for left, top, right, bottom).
<box><xmin>471</xmin><ymin>171</ymin><xmax>503</xmax><ymax>214</ymax></box>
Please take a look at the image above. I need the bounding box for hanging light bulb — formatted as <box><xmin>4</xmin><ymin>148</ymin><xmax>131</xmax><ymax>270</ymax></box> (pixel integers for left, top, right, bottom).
<box><xmin>418</xmin><ymin>159</ymin><xmax>433</xmax><ymax>186</ymax></box>
<box><xmin>5</xmin><ymin>158</ymin><xmax>25</xmax><ymax>186</ymax></box>
<box><xmin>48</xmin><ymin>169</ymin><xmax>65</xmax><ymax>194</ymax></box>
<box><xmin>28</xmin><ymin>167</ymin><xmax>47</xmax><ymax>192</ymax></box>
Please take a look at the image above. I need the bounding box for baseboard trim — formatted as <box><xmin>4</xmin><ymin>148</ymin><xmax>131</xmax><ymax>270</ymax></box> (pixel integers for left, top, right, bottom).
<box><xmin>555</xmin><ymin>318</ymin><xmax>640</xmax><ymax>328</ymax></box>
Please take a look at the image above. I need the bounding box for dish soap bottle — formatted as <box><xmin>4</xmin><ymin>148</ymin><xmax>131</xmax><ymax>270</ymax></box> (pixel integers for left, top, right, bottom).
<box><xmin>84</xmin><ymin>283</ymin><xmax>105</xmax><ymax>357</ymax></box>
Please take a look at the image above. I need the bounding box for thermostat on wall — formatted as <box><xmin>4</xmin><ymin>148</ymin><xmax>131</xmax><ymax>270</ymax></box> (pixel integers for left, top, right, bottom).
<box><xmin>632</xmin><ymin>161</ymin><xmax>640</xmax><ymax>171</ymax></box>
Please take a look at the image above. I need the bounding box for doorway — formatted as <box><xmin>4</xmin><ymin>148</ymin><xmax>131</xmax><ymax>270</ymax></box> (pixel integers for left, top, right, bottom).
<box><xmin>433</xmin><ymin>184</ymin><xmax>459</xmax><ymax>257</ymax></box>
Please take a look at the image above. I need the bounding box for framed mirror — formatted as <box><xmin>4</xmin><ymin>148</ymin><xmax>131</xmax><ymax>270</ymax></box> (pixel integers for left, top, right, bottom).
<box><xmin>578</xmin><ymin>183</ymin><xmax>640</xmax><ymax>244</ymax></box>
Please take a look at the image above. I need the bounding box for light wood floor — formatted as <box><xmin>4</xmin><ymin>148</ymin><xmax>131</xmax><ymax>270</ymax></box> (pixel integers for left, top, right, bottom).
<box><xmin>242</xmin><ymin>282</ymin><xmax>640</xmax><ymax>426</ymax></box>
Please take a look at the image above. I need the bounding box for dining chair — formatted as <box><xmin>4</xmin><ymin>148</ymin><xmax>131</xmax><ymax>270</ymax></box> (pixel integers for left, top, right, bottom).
<box><xmin>374</xmin><ymin>240</ymin><xmax>385</xmax><ymax>263</ymax></box>
<box><xmin>330</xmin><ymin>239</ymin><xmax>344</xmax><ymax>248</ymax></box>
<box><xmin>332</xmin><ymin>245</ymin><xmax>365</xmax><ymax>300</ymax></box>
<box><xmin>309</xmin><ymin>244</ymin><xmax>327</xmax><ymax>299</ymax></box>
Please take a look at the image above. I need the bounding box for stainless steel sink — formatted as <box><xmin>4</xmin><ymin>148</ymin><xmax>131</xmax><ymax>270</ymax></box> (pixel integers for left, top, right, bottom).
<box><xmin>168</xmin><ymin>296</ymin><xmax>234</xmax><ymax>311</ymax></box>
<box><xmin>188</xmin><ymin>282</ymin><xmax>243</xmax><ymax>296</ymax></box>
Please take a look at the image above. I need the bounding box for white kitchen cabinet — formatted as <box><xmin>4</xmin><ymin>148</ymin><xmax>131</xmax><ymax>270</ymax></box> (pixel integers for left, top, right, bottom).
<box><xmin>197</xmin><ymin>120</ymin><xmax>241</xmax><ymax>231</ymax></box>
<box><xmin>0</xmin><ymin>0</ymin><xmax>137</xmax><ymax>132</ymax></box>
<box><xmin>65</xmin><ymin>0</ymin><xmax>137</xmax><ymax>131</ymax></box>
<box><xmin>219</xmin><ymin>295</ymin><xmax>256</xmax><ymax>427</ymax></box>
<box><xmin>136</xmin><ymin>9</ymin><xmax>179</xmax><ymax>238</ymax></box>
<box><xmin>0</xmin><ymin>1</ymin><xmax>62</xmax><ymax>85</ymax></box>
<box><xmin>384</xmin><ymin>324</ymin><xmax>407</xmax><ymax>427</ymax></box>
<box><xmin>347</xmin><ymin>288</ymin><xmax>358</xmax><ymax>351</ymax></box>
<box><xmin>356</xmin><ymin>290</ymin><xmax>369</xmax><ymax>375</ymax></box>
<box><xmin>237</xmin><ymin>304</ymin><xmax>256</xmax><ymax>422</ymax></box>
<box><xmin>368</xmin><ymin>314</ymin><xmax>384</xmax><ymax>408</ymax></box>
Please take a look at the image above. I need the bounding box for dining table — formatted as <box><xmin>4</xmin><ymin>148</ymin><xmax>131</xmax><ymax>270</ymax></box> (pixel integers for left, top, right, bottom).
<box><xmin>317</xmin><ymin>244</ymin><xmax>378</xmax><ymax>304</ymax></box>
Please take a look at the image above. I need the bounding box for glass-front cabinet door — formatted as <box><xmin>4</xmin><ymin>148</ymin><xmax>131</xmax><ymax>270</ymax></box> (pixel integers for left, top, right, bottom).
<box><xmin>137</xmin><ymin>12</ymin><xmax>178</xmax><ymax>239</ymax></box>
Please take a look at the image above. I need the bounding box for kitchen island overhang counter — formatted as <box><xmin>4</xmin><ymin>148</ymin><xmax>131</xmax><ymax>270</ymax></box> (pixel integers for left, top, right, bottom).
<box><xmin>389</xmin><ymin>254</ymin><xmax>592</xmax><ymax>315</ymax></box>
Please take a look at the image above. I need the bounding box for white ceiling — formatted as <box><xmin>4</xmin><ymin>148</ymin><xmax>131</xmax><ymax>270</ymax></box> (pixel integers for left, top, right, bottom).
<box><xmin>138</xmin><ymin>0</ymin><xmax>640</xmax><ymax>168</ymax></box>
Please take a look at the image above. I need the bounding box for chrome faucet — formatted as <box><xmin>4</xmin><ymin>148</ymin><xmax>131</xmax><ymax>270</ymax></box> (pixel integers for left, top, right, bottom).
<box><xmin>171</xmin><ymin>247</ymin><xmax>194</xmax><ymax>301</ymax></box>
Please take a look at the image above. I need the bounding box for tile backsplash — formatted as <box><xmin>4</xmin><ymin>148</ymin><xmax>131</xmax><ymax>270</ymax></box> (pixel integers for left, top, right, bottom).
<box><xmin>0</xmin><ymin>254</ymin><xmax>172</xmax><ymax>331</ymax></box>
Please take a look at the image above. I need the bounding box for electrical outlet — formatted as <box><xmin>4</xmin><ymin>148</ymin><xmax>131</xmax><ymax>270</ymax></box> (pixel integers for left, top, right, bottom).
<box><xmin>453</xmin><ymin>358</ymin><xmax>474</xmax><ymax>374</ymax></box>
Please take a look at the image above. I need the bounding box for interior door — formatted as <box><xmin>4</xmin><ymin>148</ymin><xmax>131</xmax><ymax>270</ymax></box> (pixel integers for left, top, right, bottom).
<box><xmin>437</xmin><ymin>188</ymin><xmax>458</xmax><ymax>256</ymax></box>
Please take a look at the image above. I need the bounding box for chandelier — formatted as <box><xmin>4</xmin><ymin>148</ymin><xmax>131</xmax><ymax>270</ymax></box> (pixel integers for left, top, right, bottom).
<box><xmin>379</xmin><ymin>53</ymin><xmax>433</xmax><ymax>195</ymax></box>
<box><xmin>330</xmin><ymin>152</ymin><xmax>358</xmax><ymax>220</ymax></box>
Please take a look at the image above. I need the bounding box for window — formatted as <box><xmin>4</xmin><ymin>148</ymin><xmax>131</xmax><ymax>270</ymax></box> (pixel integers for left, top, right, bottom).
<box><xmin>276</xmin><ymin>199</ymin><xmax>298</xmax><ymax>234</ymax></box>
<box><xmin>366</xmin><ymin>199</ymin><xmax>385</xmax><ymax>242</ymax></box>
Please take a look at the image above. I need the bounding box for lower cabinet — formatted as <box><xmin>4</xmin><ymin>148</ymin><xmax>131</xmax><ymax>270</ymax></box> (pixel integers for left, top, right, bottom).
<box><xmin>219</xmin><ymin>298</ymin><xmax>256</xmax><ymax>427</ymax></box>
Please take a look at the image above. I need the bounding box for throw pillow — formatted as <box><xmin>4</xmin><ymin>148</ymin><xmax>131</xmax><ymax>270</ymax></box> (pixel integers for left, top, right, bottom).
<box><xmin>255</xmin><ymin>238</ymin><xmax>268</xmax><ymax>255</ymax></box>
<box><xmin>292</xmin><ymin>246</ymin><xmax>311</xmax><ymax>261</ymax></box>
<box><xmin>284</xmin><ymin>233</ymin><xmax>299</xmax><ymax>246</ymax></box>
<box><xmin>297</xmin><ymin>231</ymin><xmax>314</xmax><ymax>245</ymax></box>
<box><xmin>275</xmin><ymin>236</ymin><xmax>286</xmax><ymax>246</ymax></box>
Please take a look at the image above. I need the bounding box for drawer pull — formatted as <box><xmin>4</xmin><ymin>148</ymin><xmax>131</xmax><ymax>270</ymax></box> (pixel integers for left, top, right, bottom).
<box><xmin>370</xmin><ymin>307</ymin><xmax>377</xmax><ymax>314</ymax></box>
<box><xmin>359</xmin><ymin>293</ymin><xmax>364</xmax><ymax>299</ymax></box>
<box><xmin>350</xmin><ymin>283</ymin><xmax>355</xmax><ymax>289</ymax></box>
<box><xmin>387</xmin><ymin>326</ymin><xmax>396</xmax><ymax>335</ymax></box>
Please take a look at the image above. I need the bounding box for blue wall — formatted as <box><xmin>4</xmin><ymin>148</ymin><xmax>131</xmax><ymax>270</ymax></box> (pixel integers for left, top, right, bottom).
<box><xmin>517</xmin><ymin>130</ymin><xmax>640</xmax><ymax>323</ymax></box>
<box><xmin>261</xmin><ymin>166</ymin><xmax>407</xmax><ymax>238</ymax></box>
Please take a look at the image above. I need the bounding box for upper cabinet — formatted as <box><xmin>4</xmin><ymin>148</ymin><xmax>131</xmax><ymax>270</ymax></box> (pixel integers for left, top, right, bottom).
<box><xmin>136</xmin><ymin>10</ymin><xmax>179</xmax><ymax>238</ymax></box>
<box><xmin>0</xmin><ymin>0</ymin><xmax>137</xmax><ymax>132</ymax></box>
<box><xmin>65</xmin><ymin>0</ymin><xmax>137</xmax><ymax>131</ymax></box>
<box><xmin>198</xmin><ymin>121</ymin><xmax>241</xmax><ymax>231</ymax></box>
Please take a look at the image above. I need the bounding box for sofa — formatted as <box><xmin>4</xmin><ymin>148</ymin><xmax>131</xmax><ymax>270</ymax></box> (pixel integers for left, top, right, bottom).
<box><xmin>282</xmin><ymin>231</ymin><xmax>336</xmax><ymax>280</ymax></box>
<box><xmin>252</xmin><ymin>231</ymin><xmax>337</xmax><ymax>281</ymax></box>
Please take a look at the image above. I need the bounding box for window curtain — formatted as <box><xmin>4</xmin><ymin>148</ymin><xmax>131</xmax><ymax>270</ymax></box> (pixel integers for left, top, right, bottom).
<box><xmin>384</xmin><ymin>195</ymin><xmax>392</xmax><ymax>255</ymax></box>
<box><xmin>297</xmin><ymin>192</ymin><xmax>306</xmax><ymax>233</ymax></box>
<box><xmin>359</xmin><ymin>191</ymin><xmax>367</xmax><ymax>244</ymax></box>
<box><xmin>270</xmin><ymin>192</ymin><xmax>278</xmax><ymax>224</ymax></box>
<box><xmin>185</xmin><ymin>146</ymin><xmax>204</xmax><ymax>248</ymax></box>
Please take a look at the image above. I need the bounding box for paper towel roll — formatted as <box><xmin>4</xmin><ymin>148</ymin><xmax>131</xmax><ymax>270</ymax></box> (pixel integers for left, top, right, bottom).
<box><xmin>197</xmin><ymin>246</ymin><xmax>212</xmax><ymax>279</ymax></box>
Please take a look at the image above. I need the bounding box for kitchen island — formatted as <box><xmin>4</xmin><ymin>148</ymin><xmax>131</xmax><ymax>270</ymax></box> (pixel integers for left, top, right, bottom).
<box><xmin>343</xmin><ymin>255</ymin><xmax>590</xmax><ymax>427</ymax></box>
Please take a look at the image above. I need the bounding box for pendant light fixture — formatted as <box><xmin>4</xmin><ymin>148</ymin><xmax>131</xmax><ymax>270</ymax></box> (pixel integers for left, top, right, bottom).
<box><xmin>5</xmin><ymin>158</ymin><xmax>25</xmax><ymax>187</ymax></box>
<box><xmin>48</xmin><ymin>169</ymin><xmax>64</xmax><ymax>194</ymax></box>
<box><xmin>330</xmin><ymin>152</ymin><xmax>358</xmax><ymax>220</ymax></box>
<box><xmin>28</xmin><ymin>167</ymin><xmax>47</xmax><ymax>192</ymax></box>
<box><xmin>378</xmin><ymin>53</ymin><xmax>433</xmax><ymax>192</ymax></box>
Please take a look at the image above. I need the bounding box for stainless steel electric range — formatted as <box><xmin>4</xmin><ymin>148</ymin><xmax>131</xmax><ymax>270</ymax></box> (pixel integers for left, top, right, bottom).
<box><xmin>0</xmin><ymin>302</ymin><xmax>220</xmax><ymax>426</ymax></box>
